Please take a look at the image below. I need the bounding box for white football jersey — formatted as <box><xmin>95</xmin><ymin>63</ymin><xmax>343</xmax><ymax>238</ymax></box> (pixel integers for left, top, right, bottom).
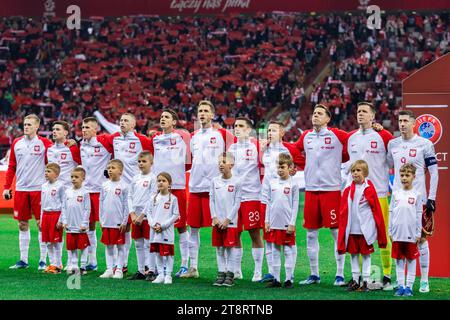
<box><xmin>209</xmin><ymin>175</ymin><xmax>242</xmax><ymax>228</ymax></box>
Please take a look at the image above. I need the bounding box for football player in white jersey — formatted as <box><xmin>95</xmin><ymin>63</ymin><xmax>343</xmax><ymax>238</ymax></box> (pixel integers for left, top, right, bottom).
<box><xmin>387</xmin><ymin>110</ymin><xmax>438</xmax><ymax>293</ymax></box>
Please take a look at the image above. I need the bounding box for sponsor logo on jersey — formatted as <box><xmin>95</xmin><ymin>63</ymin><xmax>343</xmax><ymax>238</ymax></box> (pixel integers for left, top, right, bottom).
<box><xmin>408</xmin><ymin>197</ymin><xmax>415</xmax><ymax>204</ymax></box>
<box><xmin>409</xmin><ymin>149</ymin><xmax>417</xmax><ymax>157</ymax></box>
<box><xmin>34</xmin><ymin>145</ymin><xmax>40</xmax><ymax>152</ymax></box>
<box><xmin>371</xmin><ymin>141</ymin><xmax>377</xmax><ymax>149</ymax></box>
<box><xmin>94</xmin><ymin>146</ymin><xmax>100</xmax><ymax>153</ymax></box>
<box><xmin>414</xmin><ymin>114</ymin><xmax>443</xmax><ymax>145</ymax></box>
<box><xmin>170</xmin><ymin>138</ymin><xmax>177</xmax><ymax>145</ymax></box>
<box><xmin>77</xmin><ymin>196</ymin><xmax>83</xmax><ymax>202</ymax></box>
<box><xmin>115</xmin><ymin>188</ymin><xmax>121</xmax><ymax>196</ymax></box>
<box><xmin>228</xmin><ymin>185</ymin><xmax>235</xmax><ymax>192</ymax></box>
<box><xmin>61</xmin><ymin>153</ymin><xmax>67</xmax><ymax>160</ymax></box>
<box><xmin>164</xmin><ymin>202</ymin><xmax>170</xmax><ymax>209</ymax></box>
<box><xmin>51</xmin><ymin>189</ymin><xmax>56</xmax><ymax>196</ymax></box>
<box><xmin>246</xmin><ymin>149</ymin><xmax>252</xmax><ymax>157</ymax></box>
<box><xmin>210</xmin><ymin>137</ymin><xmax>216</xmax><ymax>144</ymax></box>
<box><xmin>143</xmin><ymin>181</ymin><xmax>149</xmax><ymax>187</ymax></box>
<box><xmin>284</xmin><ymin>187</ymin><xmax>290</xmax><ymax>194</ymax></box>
<box><xmin>325</xmin><ymin>137</ymin><xmax>331</xmax><ymax>144</ymax></box>
<box><xmin>129</xmin><ymin>142</ymin><xmax>135</xmax><ymax>149</ymax></box>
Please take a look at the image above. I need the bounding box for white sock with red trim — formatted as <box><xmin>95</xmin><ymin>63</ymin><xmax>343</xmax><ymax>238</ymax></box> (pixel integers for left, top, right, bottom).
<box><xmin>19</xmin><ymin>230</ymin><xmax>30</xmax><ymax>264</ymax></box>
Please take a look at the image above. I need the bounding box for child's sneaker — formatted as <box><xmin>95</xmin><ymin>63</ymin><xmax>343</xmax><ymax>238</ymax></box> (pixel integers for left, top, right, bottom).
<box><xmin>233</xmin><ymin>270</ymin><xmax>243</xmax><ymax>280</ymax></box>
<box><xmin>259</xmin><ymin>273</ymin><xmax>274</xmax><ymax>283</ymax></box>
<box><xmin>213</xmin><ymin>272</ymin><xmax>226</xmax><ymax>286</ymax></box>
<box><xmin>403</xmin><ymin>287</ymin><xmax>413</xmax><ymax>297</ymax></box>
<box><xmin>395</xmin><ymin>286</ymin><xmax>405</xmax><ymax>296</ymax></box>
<box><xmin>85</xmin><ymin>264</ymin><xmax>98</xmax><ymax>271</ymax></box>
<box><xmin>419</xmin><ymin>281</ymin><xmax>430</xmax><ymax>293</ymax></box>
<box><xmin>152</xmin><ymin>274</ymin><xmax>165</xmax><ymax>284</ymax></box>
<box><xmin>179</xmin><ymin>267</ymin><xmax>199</xmax><ymax>278</ymax></box>
<box><xmin>357</xmin><ymin>281</ymin><xmax>369</xmax><ymax>292</ymax></box>
<box><xmin>175</xmin><ymin>267</ymin><xmax>188</xmax><ymax>278</ymax></box>
<box><xmin>38</xmin><ymin>261</ymin><xmax>47</xmax><ymax>271</ymax></box>
<box><xmin>252</xmin><ymin>271</ymin><xmax>262</xmax><ymax>282</ymax></box>
<box><xmin>223</xmin><ymin>272</ymin><xmax>235</xmax><ymax>287</ymax></box>
<box><xmin>99</xmin><ymin>269</ymin><xmax>114</xmax><ymax>278</ymax></box>
<box><xmin>347</xmin><ymin>279</ymin><xmax>360</xmax><ymax>292</ymax></box>
<box><xmin>128</xmin><ymin>271</ymin><xmax>146</xmax><ymax>280</ymax></box>
<box><xmin>334</xmin><ymin>276</ymin><xmax>346</xmax><ymax>287</ymax></box>
<box><xmin>266</xmin><ymin>279</ymin><xmax>282</xmax><ymax>288</ymax></box>
<box><xmin>113</xmin><ymin>269</ymin><xmax>123</xmax><ymax>279</ymax></box>
<box><xmin>79</xmin><ymin>268</ymin><xmax>87</xmax><ymax>276</ymax></box>
<box><xmin>283</xmin><ymin>280</ymin><xmax>294</xmax><ymax>289</ymax></box>
<box><xmin>164</xmin><ymin>275</ymin><xmax>173</xmax><ymax>284</ymax></box>
<box><xmin>145</xmin><ymin>271</ymin><xmax>157</xmax><ymax>282</ymax></box>
<box><xmin>299</xmin><ymin>275</ymin><xmax>321</xmax><ymax>285</ymax></box>
<box><xmin>48</xmin><ymin>265</ymin><xmax>62</xmax><ymax>274</ymax></box>
<box><xmin>382</xmin><ymin>276</ymin><xmax>393</xmax><ymax>291</ymax></box>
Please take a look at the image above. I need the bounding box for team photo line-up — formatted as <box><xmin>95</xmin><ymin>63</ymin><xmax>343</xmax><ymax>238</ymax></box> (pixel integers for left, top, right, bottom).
<box><xmin>2</xmin><ymin>99</ymin><xmax>438</xmax><ymax>296</ymax></box>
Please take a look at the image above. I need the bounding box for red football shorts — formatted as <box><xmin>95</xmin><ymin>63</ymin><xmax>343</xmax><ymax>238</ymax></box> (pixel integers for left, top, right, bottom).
<box><xmin>13</xmin><ymin>191</ymin><xmax>41</xmax><ymax>221</ymax></box>
<box><xmin>303</xmin><ymin>190</ymin><xmax>341</xmax><ymax>229</ymax></box>
<box><xmin>131</xmin><ymin>219</ymin><xmax>150</xmax><ymax>240</ymax></box>
<box><xmin>392</xmin><ymin>241</ymin><xmax>420</xmax><ymax>260</ymax></box>
<box><xmin>187</xmin><ymin>192</ymin><xmax>212</xmax><ymax>228</ymax></box>
<box><xmin>212</xmin><ymin>226</ymin><xmax>241</xmax><ymax>247</ymax></box>
<box><xmin>89</xmin><ymin>193</ymin><xmax>100</xmax><ymax>223</ymax></box>
<box><xmin>239</xmin><ymin>201</ymin><xmax>263</xmax><ymax>230</ymax></box>
<box><xmin>66</xmin><ymin>233</ymin><xmax>90</xmax><ymax>251</ymax></box>
<box><xmin>266</xmin><ymin>229</ymin><xmax>296</xmax><ymax>246</ymax></box>
<box><xmin>172</xmin><ymin>189</ymin><xmax>187</xmax><ymax>229</ymax></box>
<box><xmin>346</xmin><ymin>234</ymin><xmax>374</xmax><ymax>255</ymax></box>
<box><xmin>41</xmin><ymin>211</ymin><xmax>63</xmax><ymax>243</ymax></box>
<box><xmin>150</xmin><ymin>243</ymin><xmax>174</xmax><ymax>256</ymax></box>
<box><xmin>101</xmin><ymin>228</ymin><xmax>126</xmax><ymax>245</ymax></box>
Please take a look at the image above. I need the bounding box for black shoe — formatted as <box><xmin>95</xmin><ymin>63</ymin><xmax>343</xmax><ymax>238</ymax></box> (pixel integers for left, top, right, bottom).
<box><xmin>347</xmin><ymin>279</ymin><xmax>360</xmax><ymax>292</ymax></box>
<box><xmin>145</xmin><ymin>271</ymin><xmax>157</xmax><ymax>282</ymax></box>
<box><xmin>213</xmin><ymin>272</ymin><xmax>226</xmax><ymax>286</ymax></box>
<box><xmin>144</xmin><ymin>266</ymin><xmax>149</xmax><ymax>274</ymax></box>
<box><xmin>357</xmin><ymin>281</ymin><xmax>369</xmax><ymax>292</ymax></box>
<box><xmin>128</xmin><ymin>271</ymin><xmax>146</xmax><ymax>280</ymax></box>
<box><xmin>283</xmin><ymin>280</ymin><xmax>294</xmax><ymax>289</ymax></box>
<box><xmin>382</xmin><ymin>275</ymin><xmax>392</xmax><ymax>288</ymax></box>
<box><xmin>222</xmin><ymin>272</ymin><xmax>235</xmax><ymax>287</ymax></box>
<box><xmin>123</xmin><ymin>266</ymin><xmax>128</xmax><ymax>274</ymax></box>
<box><xmin>80</xmin><ymin>268</ymin><xmax>87</xmax><ymax>276</ymax></box>
<box><xmin>266</xmin><ymin>279</ymin><xmax>282</xmax><ymax>288</ymax></box>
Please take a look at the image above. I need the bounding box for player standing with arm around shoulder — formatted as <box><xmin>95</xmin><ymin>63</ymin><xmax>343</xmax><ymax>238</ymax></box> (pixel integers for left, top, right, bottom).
<box><xmin>389</xmin><ymin>164</ymin><xmax>422</xmax><ymax>297</ymax></box>
<box><xmin>57</xmin><ymin>167</ymin><xmax>91</xmax><ymax>275</ymax></box>
<box><xmin>40</xmin><ymin>163</ymin><xmax>66</xmax><ymax>274</ymax></box>
<box><xmin>264</xmin><ymin>153</ymin><xmax>299</xmax><ymax>289</ymax></box>
<box><xmin>3</xmin><ymin>114</ymin><xmax>53</xmax><ymax>270</ymax></box>
<box><xmin>98</xmin><ymin>160</ymin><xmax>130</xmax><ymax>279</ymax></box>
<box><xmin>338</xmin><ymin>160</ymin><xmax>387</xmax><ymax>292</ymax></box>
<box><xmin>387</xmin><ymin>110</ymin><xmax>438</xmax><ymax>293</ymax></box>
<box><xmin>147</xmin><ymin>172</ymin><xmax>180</xmax><ymax>285</ymax></box>
<box><xmin>294</xmin><ymin>104</ymin><xmax>348</xmax><ymax>286</ymax></box>
<box><xmin>210</xmin><ymin>152</ymin><xmax>242</xmax><ymax>287</ymax></box>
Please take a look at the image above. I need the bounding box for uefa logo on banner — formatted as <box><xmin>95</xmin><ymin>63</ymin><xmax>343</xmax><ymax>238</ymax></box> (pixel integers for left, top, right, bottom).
<box><xmin>414</xmin><ymin>114</ymin><xmax>443</xmax><ymax>145</ymax></box>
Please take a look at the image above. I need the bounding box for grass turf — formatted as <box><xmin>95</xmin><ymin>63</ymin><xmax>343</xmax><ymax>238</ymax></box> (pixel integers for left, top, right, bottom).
<box><xmin>0</xmin><ymin>195</ymin><xmax>449</xmax><ymax>300</ymax></box>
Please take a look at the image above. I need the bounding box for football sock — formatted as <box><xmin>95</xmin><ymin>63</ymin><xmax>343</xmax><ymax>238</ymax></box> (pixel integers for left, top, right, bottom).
<box><xmin>306</xmin><ymin>229</ymin><xmax>319</xmax><ymax>276</ymax></box>
<box><xmin>87</xmin><ymin>230</ymin><xmax>97</xmax><ymax>266</ymax></box>
<box><xmin>123</xmin><ymin>231</ymin><xmax>131</xmax><ymax>267</ymax></box>
<box><xmin>135</xmin><ymin>238</ymin><xmax>145</xmax><ymax>274</ymax></box>
<box><xmin>362</xmin><ymin>254</ymin><xmax>371</xmax><ymax>283</ymax></box>
<box><xmin>351</xmin><ymin>254</ymin><xmax>361</xmax><ymax>282</ymax></box>
<box><xmin>272</xmin><ymin>245</ymin><xmax>281</xmax><ymax>282</ymax></box>
<box><xmin>38</xmin><ymin>231</ymin><xmax>48</xmax><ymax>263</ymax></box>
<box><xmin>19</xmin><ymin>230</ymin><xmax>30</xmax><ymax>264</ymax></box>
<box><xmin>144</xmin><ymin>238</ymin><xmax>150</xmax><ymax>269</ymax></box>
<box><xmin>70</xmin><ymin>250</ymin><xmax>78</xmax><ymax>269</ymax></box>
<box><xmin>116</xmin><ymin>244</ymin><xmax>125</xmax><ymax>270</ymax></box>
<box><xmin>418</xmin><ymin>240</ymin><xmax>429</xmax><ymax>282</ymax></box>
<box><xmin>406</xmin><ymin>259</ymin><xmax>417</xmax><ymax>289</ymax></box>
<box><xmin>165</xmin><ymin>256</ymin><xmax>174</xmax><ymax>275</ymax></box>
<box><xmin>265</xmin><ymin>241</ymin><xmax>273</xmax><ymax>275</ymax></box>
<box><xmin>236</xmin><ymin>247</ymin><xmax>243</xmax><ymax>274</ymax></box>
<box><xmin>156</xmin><ymin>255</ymin><xmax>164</xmax><ymax>276</ymax></box>
<box><xmin>149</xmin><ymin>252</ymin><xmax>157</xmax><ymax>273</ymax></box>
<box><xmin>47</xmin><ymin>243</ymin><xmax>55</xmax><ymax>266</ymax></box>
<box><xmin>80</xmin><ymin>248</ymin><xmax>88</xmax><ymax>269</ymax></box>
<box><xmin>284</xmin><ymin>245</ymin><xmax>296</xmax><ymax>282</ymax></box>
<box><xmin>252</xmin><ymin>247</ymin><xmax>264</xmax><ymax>275</ymax></box>
<box><xmin>55</xmin><ymin>242</ymin><xmax>63</xmax><ymax>267</ymax></box>
<box><xmin>216</xmin><ymin>247</ymin><xmax>226</xmax><ymax>273</ymax></box>
<box><xmin>395</xmin><ymin>259</ymin><xmax>406</xmax><ymax>287</ymax></box>
<box><xmin>188</xmin><ymin>227</ymin><xmax>200</xmax><ymax>269</ymax></box>
<box><xmin>331</xmin><ymin>228</ymin><xmax>345</xmax><ymax>278</ymax></box>
<box><xmin>179</xmin><ymin>231</ymin><xmax>189</xmax><ymax>268</ymax></box>
<box><xmin>105</xmin><ymin>245</ymin><xmax>115</xmax><ymax>271</ymax></box>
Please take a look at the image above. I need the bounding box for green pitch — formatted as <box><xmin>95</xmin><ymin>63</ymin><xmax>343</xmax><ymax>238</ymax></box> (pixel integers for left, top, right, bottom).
<box><xmin>0</xmin><ymin>196</ymin><xmax>449</xmax><ymax>300</ymax></box>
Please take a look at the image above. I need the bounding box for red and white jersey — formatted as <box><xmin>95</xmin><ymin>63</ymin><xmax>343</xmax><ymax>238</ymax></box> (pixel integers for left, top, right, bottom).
<box><xmin>80</xmin><ymin>135</ymin><xmax>113</xmax><ymax>193</ymax></box>
<box><xmin>260</xmin><ymin>141</ymin><xmax>304</xmax><ymax>204</ymax></box>
<box><xmin>99</xmin><ymin>180</ymin><xmax>130</xmax><ymax>228</ymax></box>
<box><xmin>295</xmin><ymin>127</ymin><xmax>349</xmax><ymax>191</ymax></box>
<box><xmin>189</xmin><ymin>127</ymin><xmax>234</xmax><ymax>193</ymax></box>
<box><xmin>40</xmin><ymin>180</ymin><xmax>66</xmax><ymax>219</ymax></box>
<box><xmin>264</xmin><ymin>177</ymin><xmax>299</xmax><ymax>230</ymax></box>
<box><xmin>59</xmin><ymin>186</ymin><xmax>91</xmax><ymax>233</ymax></box>
<box><xmin>108</xmin><ymin>132</ymin><xmax>152</xmax><ymax>185</ymax></box>
<box><xmin>346</xmin><ymin>128</ymin><xmax>393</xmax><ymax>197</ymax></box>
<box><xmin>228</xmin><ymin>138</ymin><xmax>261</xmax><ymax>201</ymax></box>
<box><xmin>127</xmin><ymin>172</ymin><xmax>157</xmax><ymax>216</ymax></box>
<box><xmin>389</xmin><ymin>188</ymin><xmax>422</xmax><ymax>243</ymax></box>
<box><xmin>209</xmin><ymin>175</ymin><xmax>242</xmax><ymax>228</ymax></box>
<box><xmin>47</xmin><ymin>142</ymin><xmax>81</xmax><ymax>186</ymax></box>
<box><xmin>147</xmin><ymin>193</ymin><xmax>180</xmax><ymax>245</ymax></box>
<box><xmin>387</xmin><ymin>134</ymin><xmax>438</xmax><ymax>203</ymax></box>
<box><xmin>150</xmin><ymin>130</ymin><xmax>189</xmax><ymax>190</ymax></box>
<box><xmin>4</xmin><ymin>135</ymin><xmax>52</xmax><ymax>191</ymax></box>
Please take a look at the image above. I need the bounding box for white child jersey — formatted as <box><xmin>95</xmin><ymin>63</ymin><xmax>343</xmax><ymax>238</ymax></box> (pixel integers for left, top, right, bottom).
<box><xmin>47</xmin><ymin>142</ymin><xmax>81</xmax><ymax>186</ymax></box>
<box><xmin>108</xmin><ymin>131</ymin><xmax>152</xmax><ymax>185</ymax></box>
<box><xmin>209</xmin><ymin>175</ymin><xmax>242</xmax><ymax>228</ymax></box>
<box><xmin>99</xmin><ymin>180</ymin><xmax>130</xmax><ymax>228</ymax></box>
<box><xmin>150</xmin><ymin>130</ymin><xmax>189</xmax><ymax>190</ymax></box>
<box><xmin>295</xmin><ymin>127</ymin><xmax>348</xmax><ymax>191</ymax></box>
<box><xmin>80</xmin><ymin>135</ymin><xmax>112</xmax><ymax>193</ymax></box>
<box><xmin>127</xmin><ymin>172</ymin><xmax>157</xmax><ymax>216</ymax></box>
<box><xmin>189</xmin><ymin>127</ymin><xmax>234</xmax><ymax>193</ymax></box>
<box><xmin>147</xmin><ymin>193</ymin><xmax>180</xmax><ymax>245</ymax></box>
<box><xmin>59</xmin><ymin>186</ymin><xmax>91</xmax><ymax>233</ymax></box>
<box><xmin>389</xmin><ymin>188</ymin><xmax>422</xmax><ymax>243</ymax></box>
<box><xmin>387</xmin><ymin>134</ymin><xmax>438</xmax><ymax>204</ymax></box>
<box><xmin>4</xmin><ymin>135</ymin><xmax>52</xmax><ymax>191</ymax></box>
<box><xmin>228</xmin><ymin>138</ymin><xmax>261</xmax><ymax>202</ymax></box>
<box><xmin>40</xmin><ymin>180</ymin><xmax>66</xmax><ymax>218</ymax></box>
<box><xmin>346</xmin><ymin>128</ymin><xmax>393</xmax><ymax>197</ymax></box>
<box><xmin>264</xmin><ymin>176</ymin><xmax>299</xmax><ymax>230</ymax></box>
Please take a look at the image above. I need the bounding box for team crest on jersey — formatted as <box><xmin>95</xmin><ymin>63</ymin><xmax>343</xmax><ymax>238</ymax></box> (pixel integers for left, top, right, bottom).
<box><xmin>408</xmin><ymin>197</ymin><xmax>415</xmax><ymax>204</ymax></box>
<box><xmin>94</xmin><ymin>146</ymin><xmax>100</xmax><ymax>153</ymax></box>
<box><xmin>61</xmin><ymin>153</ymin><xmax>67</xmax><ymax>160</ymax></box>
<box><xmin>170</xmin><ymin>138</ymin><xmax>177</xmax><ymax>145</ymax></box>
<box><xmin>409</xmin><ymin>149</ymin><xmax>417</xmax><ymax>157</ymax></box>
<box><xmin>246</xmin><ymin>149</ymin><xmax>253</xmax><ymax>157</ymax></box>
<box><xmin>129</xmin><ymin>142</ymin><xmax>135</xmax><ymax>149</ymax></box>
<box><xmin>210</xmin><ymin>137</ymin><xmax>216</xmax><ymax>144</ymax></box>
<box><xmin>371</xmin><ymin>141</ymin><xmax>377</xmax><ymax>149</ymax></box>
<box><xmin>115</xmin><ymin>188</ymin><xmax>121</xmax><ymax>196</ymax></box>
<box><xmin>414</xmin><ymin>114</ymin><xmax>443</xmax><ymax>145</ymax></box>
<box><xmin>164</xmin><ymin>202</ymin><xmax>170</xmax><ymax>209</ymax></box>
<box><xmin>51</xmin><ymin>189</ymin><xmax>56</xmax><ymax>196</ymax></box>
<box><xmin>284</xmin><ymin>187</ymin><xmax>291</xmax><ymax>194</ymax></box>
<box><xmin>143</xmin><ymin>181</ymin><xmax>149</xmax><ymax>187</ymax></box>
<box><xmin>34</xmin><ymin>145</ymin><xmax>40</xmax><ymax>152</ymax></box>
<box><xmin>401</xmin><ymin>157</ymin><xmax>406</xmax><ymax>164</ymax></box>
<box><xmin>77</xmin><ymin>196</ymin><xmax>83</xmax><ymax>202</ymax></box>
<box><xmin>324</xmin><ymin>137</ymin><xmax>331</xmax><ymax>144</ymax></box>
<box><xmin>228</xmin><ymin>185</ymin><xmax>235</xmax><ymax>192</ymax></box>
